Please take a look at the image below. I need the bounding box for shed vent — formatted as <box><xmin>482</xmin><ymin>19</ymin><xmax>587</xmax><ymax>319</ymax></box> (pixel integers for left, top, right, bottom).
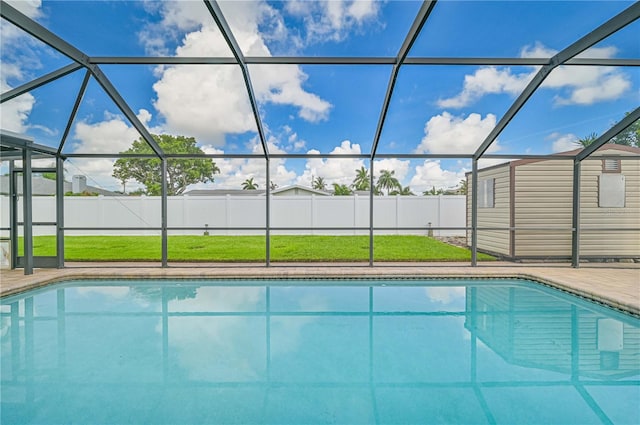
<box><xmin>602</xmin><ymin>159</ymin><xmax>621</xmax><ymax>173</ymax></box>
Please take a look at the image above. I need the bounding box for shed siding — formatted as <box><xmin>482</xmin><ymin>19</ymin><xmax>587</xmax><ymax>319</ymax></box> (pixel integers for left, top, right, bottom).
<box><xmin>513</xmin><ymin>153</ymin><xmax>639</xmax><ymax>258</ymax></box>
<box><xmin>579</xmin><ymin>156</ymin><xmax>640</xmax><ymax>256</ymax></box>
<box><xmin>513</xmin><ymin>160</ymin><xmax>574</xmax><ymax>257</ymax></box>
<box><xmin>467</xmin><ymin>166</ymin><xmax>510</xmax><ymax>255</ymax></box>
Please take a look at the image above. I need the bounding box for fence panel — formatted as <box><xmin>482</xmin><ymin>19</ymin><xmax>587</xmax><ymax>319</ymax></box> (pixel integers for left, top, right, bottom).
<box><xmin>17</xmin><ymin>195</ymin><xmax>466</xmax><ymax>236</ymax></box>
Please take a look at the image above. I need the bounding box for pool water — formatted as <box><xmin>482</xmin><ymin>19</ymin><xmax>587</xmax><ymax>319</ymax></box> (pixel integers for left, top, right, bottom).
<box><xmin>1</xmin><ymin>278</ymin><xmax>639</xmax><ymax>424</ymax></box>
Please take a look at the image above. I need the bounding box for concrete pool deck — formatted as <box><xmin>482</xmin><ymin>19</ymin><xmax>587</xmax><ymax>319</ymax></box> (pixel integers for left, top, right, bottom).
<box><xmin>1</xmin><ymin>262</ymin><xmax>639</xmax><ymax>316</ymax></box>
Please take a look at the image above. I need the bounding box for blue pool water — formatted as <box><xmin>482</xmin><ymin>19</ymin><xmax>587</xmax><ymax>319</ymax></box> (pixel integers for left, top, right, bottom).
<box><xmin>1</xmin><ymin>278</ymin><xmax>639</xmax><ymax>424</ymax></box>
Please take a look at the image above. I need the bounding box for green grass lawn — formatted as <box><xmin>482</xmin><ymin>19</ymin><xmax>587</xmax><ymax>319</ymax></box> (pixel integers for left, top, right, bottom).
<box><xmin>23</xmin><ymin>235</ymin><xmax>495</xmax><ymax>262</ymax></box>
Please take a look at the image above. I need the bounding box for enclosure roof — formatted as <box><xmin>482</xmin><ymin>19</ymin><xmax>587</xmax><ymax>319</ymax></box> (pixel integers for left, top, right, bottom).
<box><xmin>0</xmin><ymin>129</ymin><xmax>58</xmax><ymax>160</ymax></box>
<box><xmin>1</xmin><ymin>1</ymin><xmax>639</xmax><ymax>192</ymax></box>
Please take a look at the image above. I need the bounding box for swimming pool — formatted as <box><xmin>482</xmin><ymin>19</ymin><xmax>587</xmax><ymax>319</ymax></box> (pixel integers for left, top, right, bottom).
<box><xmin>1</xmin><ymin>278</ymin><xmax>638</xmax><ymax>424</ymax></box>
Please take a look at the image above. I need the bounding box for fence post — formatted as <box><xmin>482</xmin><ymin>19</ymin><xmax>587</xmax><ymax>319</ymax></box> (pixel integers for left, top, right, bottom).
<box><xmin>353</xmin><ymin>194</ymin><xmax>358</xmax><ymax>235</ymax></box>
<box><xmin>395</xmin><ymin>195</ymin><xmax>399</xmax><ymax>235</ymax></box>
<box><xmin>437</xmin><ymin>195</ymin><xmax>442</xmax><ymax>238</ymax></box>
<box><xmin>225</xmin><ymin>194</ymin><xmax>231</xmax><ymax>236</ymax></box>
<box><xmin>97</xmin><ymin>195</ymin><xmax>103</xmax><ymax>231</ymax></box>
<box><xmin>182</xmin><ymin>195</ymin><xmax>187</xmax><ymax>235</ymax></box>
<box><xmin>311</xmin><ymin>195</ymin><xmax>316</xmax><ymax>235</ymax></box>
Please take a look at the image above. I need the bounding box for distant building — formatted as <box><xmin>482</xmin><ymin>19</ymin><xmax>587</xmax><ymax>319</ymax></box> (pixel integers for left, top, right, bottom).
<box><xmin>183</xmin><ymin>184</ymin><xmax>331</xmax><ymax>197</ymax></box>
<box><xmin>0</xmin><ymin>175</ymin><xmax>117</xmax><ymax>196</ymax></box>
<box><xmin>182</xmin><ymin>189</ymin><xmax>266</xmax><ymax>196</ymax></box>
<box><xmin>271</xmin><ymin>185</ymin><xmax>330</xmax><ymax>196</ymax></box>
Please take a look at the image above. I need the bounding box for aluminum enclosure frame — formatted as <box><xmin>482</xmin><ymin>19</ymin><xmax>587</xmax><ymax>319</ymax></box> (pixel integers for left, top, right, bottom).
<box><xmin>1</xmin><ymin>0</ymin><xmax>639</xmax><ymax>271</ymax></box>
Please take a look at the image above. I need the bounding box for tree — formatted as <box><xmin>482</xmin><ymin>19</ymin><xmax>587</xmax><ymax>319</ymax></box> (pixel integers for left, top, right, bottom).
<box><xmin>332</xmin><ymin>183</ymin><xmax>352</xmax><ymax>196</ymax></box>
<box><xmin>376</xmin><ymin>169</ymin><xmax>400</xmax><ymax>196</ymax></box>
<box><xmin>270</xmin><ymin>180</ymin><xmax>278</xmax><ymax>190</ymax></box>
<box><xmin>390</xmin><ymin>185</ymin><xmax>414</xmax><ymax>196</ymax></box>
<box><xmin>576</xmin><ymin>114</ymin><xmax>640</xmax><ymax>149</ymax></box>
<box><xmin>40</xmin><ymin>162</ymin><xmax>67</xmax><ymax>181</ymax></box>
<box><xmin>351</xmin><ymin>166</ymin><xmax>370</xmax><ymax>191</ymax></box>
<box><xmin>456</xmin><ymin>179</ymin><xmax>468</xmax><ymax>195</ymax></box>
<box><xmin>575</xmin><ymin>132</ymin><xmax>598</xmax><ymax>148</ymax></box>
<box><xmin>610</xmin><ymin>114</ymin><xmax>639</xmax><ymax>147</ymax></box>
<box><xmin>113</xmin><ymin>134</ymin><xmax>219</xmax><ymax>196</ymax></box>
<box><xmin>423</xmin><ymin>186</ymin><xmax>444</xmax><ymax>196</ymax></box>
<box><xmin>242</xmin><ymin>177</ymin><xmax>259</xmax><ymax>190</ymax></box>
<box><xmin>312</xmin><ymin>176</ymin><xmax>327</xmax><ymax>191</ymax></box>
<box><xmin>130</xmin><ymin>285</ymin><xmax>197</xmax><ymax>302</ymax></box>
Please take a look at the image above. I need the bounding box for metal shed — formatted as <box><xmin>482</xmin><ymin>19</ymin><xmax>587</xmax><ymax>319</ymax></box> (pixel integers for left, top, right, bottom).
<box><xmin>467</xmin><ymin>145</ymin><xmax>640</xmax><ymax>261</ymax></box>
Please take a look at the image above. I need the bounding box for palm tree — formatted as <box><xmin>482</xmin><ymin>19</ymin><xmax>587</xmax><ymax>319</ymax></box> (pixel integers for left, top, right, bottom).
<box><xmin>332</xmin><ymin>183</ymin><xmax>352</xmax><ymax>196</ymax></box>
<box><xmin>270</xmin><ymin>180</ymin><xmax>278</xmax><ymax>190</ymax></box>
<box><xmin>457</xmin><ymin>179</ymin><xmax>468</xmax><ymax>195</ymax></box>
<box><xmin>351</xmin><ymin>166</ymin><xmax>370</xmax><ymax>191</ymax></box>
<box><xmin>312</xmin><ymin>176</ymin><xmax>327</xmax><ymax>191</ymax></box>
<box><xmin>390</xmin><ymin>185</ymin><xmax>414</xmax><ymax>196</ymax></box>
<box><xmin>423</xmin><ymin>186</ymin><xmax>444</xmax><ymax>196</ymax></box>
<box><xmin>242</xmin><ymin>177</ymin><xmax>259</xmax><ymax>190</ymax></box>
<box><xmin>376</xmin><ymin>169</ymin><xmax>400</xmax><ymax>196</ymax></box>
<box><xmin>576</xmin><ymin>132</ymin><xmax>598</xmax><ymax>148</ymax></box>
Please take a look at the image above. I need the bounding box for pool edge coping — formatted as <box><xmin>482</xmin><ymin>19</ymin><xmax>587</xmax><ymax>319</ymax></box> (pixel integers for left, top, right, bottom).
<box><xmin>2</xmin><ymin>269</ymin><xmax>638</xmax><ymax>317</ymax></box>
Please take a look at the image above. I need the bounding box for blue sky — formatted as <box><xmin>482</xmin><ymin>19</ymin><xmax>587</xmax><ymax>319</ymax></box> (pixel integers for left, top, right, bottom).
<box><xmin>1</xmin><ymin>0</ymin><xmax>638</xmax><ymax>193</ymax></box>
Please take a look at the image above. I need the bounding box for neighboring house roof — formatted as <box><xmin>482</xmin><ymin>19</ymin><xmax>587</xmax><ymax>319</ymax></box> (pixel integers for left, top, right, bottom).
<box><xmin>467</xmin><ymin>144</ymin><xmax>640</xmax><ymax>175</ymax></box>
<box><xmin>183</xmin><ymin>185</ymin><xmax>331</xmax><ymax>196</ymax></box>
<box><xmin>183</xmin><ymin>189</ymin><xmax>266</xmax><ymax>196</ymax></box>
<box><xmin>270</xmin><ymin>185</ymin><xmax>330</xmax><ymax>196</ymax></box>
<box><xmin>0</xmin><ymin>175</ymin><xmax>117</xmax><ymax>196</ymax></box>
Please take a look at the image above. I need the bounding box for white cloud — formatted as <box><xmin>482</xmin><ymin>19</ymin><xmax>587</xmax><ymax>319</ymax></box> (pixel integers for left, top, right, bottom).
<box><xmin>64</xmin><ymin>110</ymin><xmax>157</xmax><ymax>191</ymax></box>
<box><xmin>547</xmin><ymin>132</ymin><xmax>579</xmax><ymax>153</ymax></box>
<box><xmin>416</xmin><ymin>112</ymin><xmax>501</xmax><ymax>154</ymax></box>
<box><xmin>193</xmin><ymin>137</ymin><xmax>297</xmax><ymax>190</ymax></box>
<box><xmin>438</xmin><ymin>43</ymin><xmax>632</xmax><ymax>108</ymax></box>
<box><xmin>1</xmin><ymin>1</ymin><xmax>45</xmax><ymax>75</ymax></box>
<box><xmin>196</xmin><ymin>140</ymin><xmax>414</xmax><ymax>192</ymax></box>
<box><xmin>0</xmin><ymin>64</ymin><xmax>55</xmax><ymax>136</ymax></box>
<box><xmin>138</xmin><ymin>1</ymin><xmax>212</xmax><ymax>56</ymax></box>
<box><xmin>144</xmin><ymin>1</ymin><xmax>331</xmax><ymax>146</ymax></box>
<box><xmin>152</xmin><ymin>64</ymin><xmax>255</xmax><ymax>146</ymax></box>
<box><xmin>409</xmin><ymin>160</ymin><xmax>466</xmax><ymax>193</ymax></box>
<box><xmin>542</xmin><ymin>47</ymin><xmax>632</xmax><ymax>105</ymax></box>
<box><xmin>552</xmin><ymin>71</ymin><xmax>631</xmax><ymax>105</ymax></box>
<box><xmin>0</xmin><ymin>2</ymin><xmax>42</xmax><ymax>133</ymax></box>
<box><xmin>285</xmin><ymin>0</ymin><xmax>380</xmax><ymax>43</ymax></box>
<box><xmin>519</xmin><ymin>42</ymin><xmax>557</xmax><ymax>59</ymax></box>
<box><xmin>373</xmin><ymin>158</ymin><xmax>410</xmax><ymax>183</ymax></box>
<box><xmin>250</xmin><ymin>64</ymin><xmax>332</xmax><ymax>123</ymax></box>
<box><xmin>164</xmin><ymin>287</ymin><xmax>266</xmax><ymax>381</ymax></box>
<box><xmin>297</xmin><ymin>140</ymin><xmax>366</xmax><ymax>187</ymax></box>
<box><xmin>282</xmin><ymin>125</ymin><xmax>307</xmax><ymax>151</ymax></box>
<box><xmin>0</xmin><ymin>88</ymin><xmax>35</xmax><ymax>133</ymax></box>
<box><xmin>437</xmin><ymin>67</ymin><xmax>532</xmax><ymax>109</ymax></box>
<box><xmin>424</xmin><ymin>286</ymin><xmax>466</xmax><ymax>305</ymax></box>
<box><xmin>4</xmin><ymin>0</ymin><xmax>42</xmax><ymax>19</ymax></box>
<box><xmin>70</xmin><ymin>110</ymin><xmax>153</xmax><ymax>154</ymax></box>
<box><xmin>347</xmin><ymin>0</ymin><xmax>378</xmax><ymax>21</ymax></box>
<box><xmin>193</xmin><ymin>139</ymin><xmax>413</xmax><ymax>192</ymax></box>
<box><xmin>65</xmin><ymin>158</ymin><xmax>128</xmax><ymax>192</ymax></box>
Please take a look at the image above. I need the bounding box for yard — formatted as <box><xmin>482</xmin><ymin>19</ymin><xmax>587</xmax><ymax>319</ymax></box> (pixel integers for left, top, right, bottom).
<box><xmin>22</xmin><ymin>235</ymin><xmax>495</xmax><ymax>262</ymax></box>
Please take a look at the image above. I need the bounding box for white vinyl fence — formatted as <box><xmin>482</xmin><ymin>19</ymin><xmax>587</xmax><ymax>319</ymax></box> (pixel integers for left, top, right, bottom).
<box><xmin>1</xmin><ymin>195</ymin><xmax>466</xmax><ymax>237</ymax></box>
